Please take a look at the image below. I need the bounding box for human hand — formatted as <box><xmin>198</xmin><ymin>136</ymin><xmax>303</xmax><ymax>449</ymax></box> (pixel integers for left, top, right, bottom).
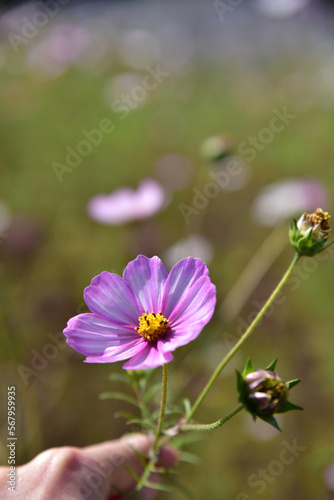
<box><xmin>0</xmin><ymin>433</ymin><xmax>178</xmax><ymax>499</ymax></box>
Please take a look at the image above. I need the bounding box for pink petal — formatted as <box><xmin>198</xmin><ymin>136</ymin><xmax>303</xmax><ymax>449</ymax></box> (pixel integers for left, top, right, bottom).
<box><xmin>162</xmin><ymin>257</ymin><xmax>209</xmax><ymax>317</ymax></box>
<box><xmin>161</xmin><ymin>276</ymin><xmax>216</xmax><ymax>350</ymax></box>
<box><xmin>123</xmin><ymin>255</ymin><xmax>168</xmax><ymax>313</ymax></box>
<box><xmin>85</xmin><ymin>338</ymin><xmax>145</xmax><ymax>363</ymax></box>
<box><xmin>84</xmin><ymin>271</ymin><xmax>142</xmax><ymax>324</ymax></box>
<box><xmin>122</xmin><ymin>341</ymin><xmax>174</xmax><ymax>370</ymax></box>
<box><xmin>64</xmin><ymin>313</ymin><xmax>138</xmax><ymax>356</ymax></box>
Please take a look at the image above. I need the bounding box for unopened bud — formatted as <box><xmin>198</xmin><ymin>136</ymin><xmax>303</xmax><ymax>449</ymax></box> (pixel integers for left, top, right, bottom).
<box><xmin>290</xmin><ymin>208</ymin><xmax>332</xmax><ymax>257</ymax></box>
<box><xmin>237</xmin><ymin>359</ymin><xmax>302</xmax><ymax>430</ymax></box>
<box><xmin>200</xmin><ymin>134</ymin><xmax>234</xmax><ymax>162</ymax></box>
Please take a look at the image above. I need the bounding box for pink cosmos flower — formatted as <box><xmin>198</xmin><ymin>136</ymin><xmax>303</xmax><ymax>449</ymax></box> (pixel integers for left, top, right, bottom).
<box><xmin>252</xmin><ymin>178</ymin><xmax>328</xmax><ymax>227</ymax></box>
<box><xmin>87</xmin><ymin>179</ymin><xmax>166</xmax><ymax>225</ymax></box>
<box><xmin>63</xmin><ymin>255</ymin><xmax>216</xmax><ymax>370</ymax></box>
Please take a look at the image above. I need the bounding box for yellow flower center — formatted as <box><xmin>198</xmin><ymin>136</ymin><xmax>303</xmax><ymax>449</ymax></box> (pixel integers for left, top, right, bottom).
<box><xmin>135</xmin><ymin>311</ymin><xmax>169</xmax><ymax>342</ymax></box>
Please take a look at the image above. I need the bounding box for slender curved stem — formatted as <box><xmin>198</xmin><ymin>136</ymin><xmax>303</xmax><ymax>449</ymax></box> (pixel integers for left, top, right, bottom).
<box><xmin>181</xmin><ymin>404</ymin><xmax>244</xmax><ymax>432</ymax></box>
<box><xmin>185</xmin><ymin>253</ymin><xmax>300</xmax><ymax>423</ymax></box>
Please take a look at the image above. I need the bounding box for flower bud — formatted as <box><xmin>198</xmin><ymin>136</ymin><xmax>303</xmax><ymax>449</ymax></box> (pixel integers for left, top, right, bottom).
<box><xmin>200</xmin><ymin>134</ymin><xmax>234</xmax><ymax>162</ymax></box>
<box><xmin>237</xmin><ymin>359</ymin><xmax>302</xmax><ymax>430</ymax></box>
<box><xmin>243</xmin><ymin>369</ymin><xmax>288</xmax><ymax>416</ymax></box>
<box><xmin>289</xmin><ymin>208</ymin><xmax>332</xmax><ymax>257</ymax></box>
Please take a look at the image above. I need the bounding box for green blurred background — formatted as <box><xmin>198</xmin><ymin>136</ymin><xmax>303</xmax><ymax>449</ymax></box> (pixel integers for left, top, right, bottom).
<box><xmin>1</xmin><ymin>1</ymin><xmax>334</xmax><ymax>498</ymax></box>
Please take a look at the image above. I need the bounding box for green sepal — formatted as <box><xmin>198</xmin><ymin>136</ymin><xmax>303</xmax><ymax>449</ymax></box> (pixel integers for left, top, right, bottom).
<box><xmin>276</xmin><ymin>400</ymin><xmax>303</xmax><ymax>413</ymax></box>
<box><xmin>289</xmin><ymin>218</ymin><xmax>330</xmax><ymax>257</ymax></box>
<box><xmin>257</xmin><ymin>414</ymin><xmax>281</xmax><ymax>431</ymax></box>
<box><xmin>289</xmin><ymin>219</ymin><xmax>300</xmax><ymax>243</ymax></box>
<box><xmin>242</xmin><ymin>358</ymin><xmax>255</xmax><ymax>377</ymax></box>
<box><xmin>287</xmin><ymin>378</ymin><xmax>301</xmax><ymax>389</ymax></box>
<box><xmin>236</xmin><ymin>369</ymin><xmax>245</xmax><ymax>394</ymax></box>
<box><xmin>265</xmin><ymin>359</ymin><xmax>278</xmax><ymax>371</ymax></box>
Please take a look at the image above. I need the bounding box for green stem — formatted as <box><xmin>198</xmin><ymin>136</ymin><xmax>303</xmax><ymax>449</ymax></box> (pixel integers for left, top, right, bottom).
<box><xmin>181</xmin><ymin>404</ymin><xmax>244</xmax><ymax>432</ymax></box>
<box><xmin>136</xmin><ymin>364</ymin><xmax>168</xmax><ymax>492</ymax></box>
<box><xmin>186</xmin><ymin>253</ymin><xmax>300</xmax><ymax>423</ymax></box>
<box><xmin>153</xmin><ymin>364</ymin><xmax>168</xmax><ymax>452</ymax></box>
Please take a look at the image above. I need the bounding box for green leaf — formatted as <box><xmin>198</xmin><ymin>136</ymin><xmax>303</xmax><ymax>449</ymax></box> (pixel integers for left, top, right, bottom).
<box><xmin>258</xmin><ymin>414</ymin><xmax>281</xmax><ymax>431</ymax></box>
<box><xmin>137</xmin><ymin>368</ymin><xmax>156</xmax><ymax>391</ymax></box>
<box><xmin>114</xmin><ymin>411</ymin><xmax>139</xmax><ymax>421</ymax></box>
<box><xmin>180</xmin><ymin>451</ymin><xmax>201</xmax><ymax>465</ymax></box>
<box><xmin>142</xmin><ymin>479</ymin><xmax>172</xmax><ymax>493</ymax></box>
<box><xmin>98</xmin><ymin>392</ymin><xmax>138</xmax><ymax>407</ymax></box>
<box><xmin>127</xmin><ymin>446</ymin><xmax>148</xmax><ymax>468</ymax></box>
<box><xmin>287</xmin><ymin>378</ymin><xmax>301</xmax><ymax>389</ymax></box>
<box><xmin>108</xmin><ymin>373</ymin><xmax>132</xmax><ymax>384</ymax></box>
<box><xmin>126</xmin><ymin>419</ymin><xmax>156</xmax><ymax>431</ymax></box>
<box><xmin>172</xmin><ymin>432</ymin><xmax>204</xmax><ymax>448</ymax></box>
<box><xmin>124</xmin><ymin>465</ymin><xmax>140</xmax><ymax>483</ymax></box>
<box><xmin>182</xmin><ymin>398</ymin><xmax>192</xmax><ymax>417</ymax></box>
<box><xmin>265</xmin><ymin>359</ymin><xmax>278</xmax><ymax>371</ymax></box>
<box><xmin>276</xmin><ymin>401</ymin><xmax>303</xmax><ymax>413</ymax></box>
<box><xmin>166</xmin><ymin>479</ymin><xmax>194</xmax><ymax>499</ymax></box>
<box><xmin>144</xmin><ymin>383</ymin><xmax>162</xmax><ymax>403</ymax></box>
<box><xmin>151</xmin><ymin>405</ymin><xmax>183</xmax><ymax>420</ymax></box>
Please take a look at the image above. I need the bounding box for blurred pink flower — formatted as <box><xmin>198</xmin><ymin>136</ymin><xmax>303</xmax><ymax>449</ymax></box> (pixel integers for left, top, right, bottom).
<box><xmin>87</xmin><ymin>178</ymin><xmax>167</xmax><ymax>225</ymax></box>
<box><xmin>252</xmin><ymin>178</ymin><xmax>328</xmax><ymax>227</ymax></box>
<box><xmin>27</xmin><ymin>23</ymin><xmax>91</xmax><ymax>77</ymax></box>
<box><xmin>324</xmin><ymin>462</ymin><xmax>334</xmax><ymax>491</ymax></box>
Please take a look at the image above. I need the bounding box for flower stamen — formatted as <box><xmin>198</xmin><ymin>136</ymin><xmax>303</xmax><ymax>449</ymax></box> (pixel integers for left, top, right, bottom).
<box><xmin>135</xmin><ymin>311</ymin><xmax>169</xmax><ymax>342</ymax></box>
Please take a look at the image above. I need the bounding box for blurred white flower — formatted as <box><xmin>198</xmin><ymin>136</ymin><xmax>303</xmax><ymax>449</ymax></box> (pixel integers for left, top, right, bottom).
<box><xmin>104</xmin><ymin>73</ymin><xmax>147</xmax><ymax>111</ymax></box>
<box><xmin>252</xmin><ymin>178</ymin><xmax>328</xmax><ymax>227</ymax></box>
<box><xmin>87</xmin><ymin>178</ymin><xmax>167</xmax><ymax>226</ymax></box>
<box><xmin>119</xmin><ymin>29</ymin><xmax>161</xmax><ymax>69</ymax></box>
<box><xmin>163</xmin><ymin>234</ymin><xmax>213</xmax><ymax>269</ymax></box>
<box><xmin>253</xmin><ymin>0</ymin><xmax>310</xmax><ymax>19</ymax></box>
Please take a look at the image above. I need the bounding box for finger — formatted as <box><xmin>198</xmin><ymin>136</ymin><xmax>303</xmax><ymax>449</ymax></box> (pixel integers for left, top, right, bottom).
<box><xmin>82</xmin><ymin>434</ymin><xmax>179</xmax><ymax>499</ymax></box>
<box><xmin>82</xmin><ymin>434</ymin><xmax>152</xmax><ymax>497</ymax></box>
